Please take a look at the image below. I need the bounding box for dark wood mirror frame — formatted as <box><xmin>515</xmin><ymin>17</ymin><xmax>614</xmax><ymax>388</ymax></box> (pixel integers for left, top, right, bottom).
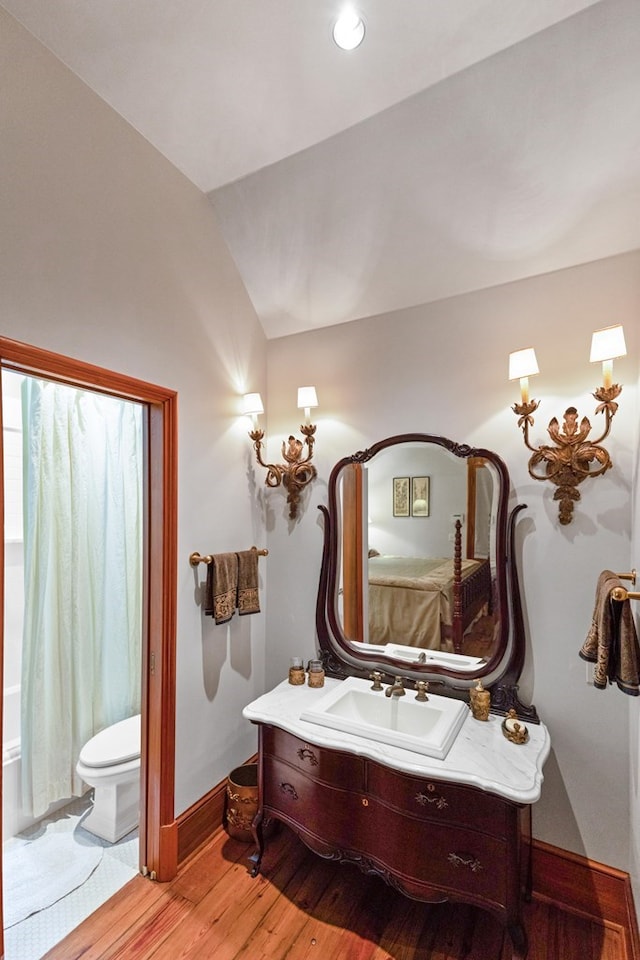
<box><xmin>315</xmin><ymin>433</ymin><xmax>538</xmax><ymax>723</ymax></box>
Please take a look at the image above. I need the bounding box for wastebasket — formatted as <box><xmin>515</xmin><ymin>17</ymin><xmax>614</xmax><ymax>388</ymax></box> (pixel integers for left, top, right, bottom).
<box><xmin>225</xmin><ymin>763</ymin><xmax>258</xmax><ymax>842</ymax></box>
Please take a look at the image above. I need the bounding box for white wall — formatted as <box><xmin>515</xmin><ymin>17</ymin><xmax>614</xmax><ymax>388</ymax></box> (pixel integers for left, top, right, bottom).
<box><xmin>0</xmin><ymin>8</ymin><xmax>268</xmax><ymax>818</ymax></box>
<box><xmin>265</xmin><ymin>251</ymin><xmax>640</xmax><ymax>871</ymax></box>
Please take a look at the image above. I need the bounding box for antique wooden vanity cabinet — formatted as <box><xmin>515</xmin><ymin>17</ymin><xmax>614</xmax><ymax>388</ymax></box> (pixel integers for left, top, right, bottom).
<box><xmin>244</xmin><ymin>434</ymin><xmax>549</xmax><ymax>959</ymax></box>
<box><xmin>255</xmin><ymin>724</ymin><xmax>530</xmax><ymax>953</ymax></box>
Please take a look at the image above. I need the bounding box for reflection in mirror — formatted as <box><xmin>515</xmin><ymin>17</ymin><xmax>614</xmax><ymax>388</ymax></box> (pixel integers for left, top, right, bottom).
<box><xmin>339</xmin><ymin>443</ymin><xmax>500</xmax><ymax>669</ymax></box>
<box><xmin>317</xmin><ymin>433</ymin><xmax>538</xmax><ymax>721</ymax></box>
<box><xmin>468</xmin><ymin>457</ymin><xmax>494</xmax><ymax>560</ymax></box>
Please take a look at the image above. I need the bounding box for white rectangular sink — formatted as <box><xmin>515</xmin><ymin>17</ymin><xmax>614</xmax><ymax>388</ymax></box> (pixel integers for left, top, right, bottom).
<box><xmin>300</xmin><ymin>676</ymin><xmax>468</xmax><ymax>760</ymax></box>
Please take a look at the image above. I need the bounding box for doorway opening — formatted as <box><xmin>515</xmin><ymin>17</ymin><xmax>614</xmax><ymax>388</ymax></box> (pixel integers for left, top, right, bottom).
<box><xmin>0</xmin><ymin>338</ymin><xmax>178</xmax><ymax>957</ymax></box>
<box><xmin>3</xmin><ymin>370</ymin><xmax>143</xmax><ymax>954</ymax></box>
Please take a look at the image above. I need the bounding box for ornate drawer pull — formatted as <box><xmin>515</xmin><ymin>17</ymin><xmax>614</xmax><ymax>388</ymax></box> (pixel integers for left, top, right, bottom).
<box><xmin>448</xmin><ymin>852</ymin><xmax>483</xmax><ymax>873</ymax></box>
<box><xmin>415</xmin><ymin>790</ymin><xmax>448</xmax><ymax>810</ymax></box>
<box><xmin>279</xmin><ymin>782</ymin><xmax>299</xmax><ymax>800</ymax></box>
<box><xmin>297</xmin><ymin>747</ymin><xmax>319</xmax><ymax>766</ymax></box>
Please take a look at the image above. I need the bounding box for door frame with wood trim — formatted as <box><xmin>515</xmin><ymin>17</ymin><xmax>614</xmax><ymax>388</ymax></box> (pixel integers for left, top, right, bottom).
<box><xmin>0</xmin><ymin>337</ymin><xmax>178</xmax><ymax>948</ymax></box>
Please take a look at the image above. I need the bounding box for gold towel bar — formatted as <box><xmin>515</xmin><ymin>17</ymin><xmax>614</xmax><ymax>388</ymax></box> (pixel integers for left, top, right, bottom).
<box><xmin>189</xmin><ymin>552</ymin><xmax>211</xmax><ymax>566</ymax></box>
<box><xmin>612</xmin><ymin>570</ymin><xmax>638</xmax><ymax>601</ymax></box>
<box><xmin>189</xmin><ymin>547</ymin><xmax>268</xmax><ymax>567</ymax></box>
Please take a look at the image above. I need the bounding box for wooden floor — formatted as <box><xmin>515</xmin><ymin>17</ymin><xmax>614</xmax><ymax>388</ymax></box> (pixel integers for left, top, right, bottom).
<box><xmin>43</xmin><ymin>824</ymin><xmax>623</xmax><ymax>960</ymax></box>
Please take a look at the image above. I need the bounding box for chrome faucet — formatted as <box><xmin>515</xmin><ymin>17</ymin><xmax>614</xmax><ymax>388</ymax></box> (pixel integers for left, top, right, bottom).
<box><xmin>385</xmin><ymin>676</ymin><xmax>406</xmax><ymax>698</ymax></box>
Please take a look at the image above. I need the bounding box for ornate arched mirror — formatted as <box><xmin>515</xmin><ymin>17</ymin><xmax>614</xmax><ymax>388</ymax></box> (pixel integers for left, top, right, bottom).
<box><xmin>316</xmin><ymin>433</ymin><xmax>537</xmax><ymax>721</ymax></box>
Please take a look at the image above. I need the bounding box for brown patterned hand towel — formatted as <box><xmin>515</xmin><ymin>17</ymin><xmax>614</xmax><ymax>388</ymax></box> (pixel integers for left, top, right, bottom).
<box><xmin>579</xmin><ymin>570</ymin><xmax>640</xmax><ymax>695</ymax></box>
<box><xmin>236</xmin><ymin>549</ymin><xmax>260</xmax><ymax>615</ymax></box>
<box><xmin>203</xmin><ymin>553</ymin><xmax>239</xmax><ymax>624</ymax></box>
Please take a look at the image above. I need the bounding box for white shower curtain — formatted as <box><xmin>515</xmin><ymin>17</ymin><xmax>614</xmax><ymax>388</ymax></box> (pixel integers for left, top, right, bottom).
<box><xmin>21</xmin><ymin>378</ymin><xmax>143</xmax><ymax>818</ymax></box>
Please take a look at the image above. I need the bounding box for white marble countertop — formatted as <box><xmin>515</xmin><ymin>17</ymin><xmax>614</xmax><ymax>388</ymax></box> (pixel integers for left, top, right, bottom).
<box><xmin>243</xmin><ymin>677</ymin><xmax>550</xmax><ymax>805</ymax></box>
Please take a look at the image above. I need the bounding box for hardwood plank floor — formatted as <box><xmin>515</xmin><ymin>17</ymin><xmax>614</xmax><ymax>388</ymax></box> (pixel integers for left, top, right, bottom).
<box><xmin>42</xmin><ymin>825</ymin><xmax>624</xmax><ymax>960</ymax></box>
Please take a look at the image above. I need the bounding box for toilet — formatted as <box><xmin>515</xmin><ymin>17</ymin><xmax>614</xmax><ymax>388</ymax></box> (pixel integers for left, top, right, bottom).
<box><xmin>76</xmin><ymin>714</ymin><xmax>141</xmax><ymax>843</ymax></box>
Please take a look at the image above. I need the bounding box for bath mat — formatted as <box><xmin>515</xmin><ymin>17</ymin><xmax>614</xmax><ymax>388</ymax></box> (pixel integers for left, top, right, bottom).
<box><xmin>3</xmin><ymin>832</ymin><xmax>103</xmax><ymax>927</ymax></box>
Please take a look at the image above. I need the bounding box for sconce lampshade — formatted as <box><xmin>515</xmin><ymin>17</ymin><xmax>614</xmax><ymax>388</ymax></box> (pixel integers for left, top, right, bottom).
<box><xmin>508</xmin><ymin>348</ymin><xmax>539</xmax><ymax>381</ymax></box>
<box><xmin>590</xmin><ymin>325</ymin><xmax>627</xmax><ymax>363</ymax></box>
<box><xmin>243</xmin><ymin>392</ymin><xmax>264</xmax><ymax>416</ymax></box>
<box><xmin>297</xmin><ymin>386</ymin><xmax>318</xmax><ymax>410</ymax></box>
<box><xmin>333</xmin><ymin>10</ymin><xmax>366</xmax><ymax>50</ymax></box>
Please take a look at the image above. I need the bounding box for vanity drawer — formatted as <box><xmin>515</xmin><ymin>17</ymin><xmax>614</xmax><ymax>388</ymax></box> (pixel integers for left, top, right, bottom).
<box><xmin>366</xmin><ymin>762</ymin><xmax>512</xmax><ymax>839</ymax></box>
<box><xmin>366</xmin><ymin>810</ymin><xmax>510</xmax><ymax>908</ymax></box>
<box><xmin>263</xmin><ymin>756</ymin><xmax>366</xmax><ymax>846</ymax></box>
<box><xmin>262</xmin><ymin>727</ymin><xmax>364</xmax><ymax>791</ymax></box>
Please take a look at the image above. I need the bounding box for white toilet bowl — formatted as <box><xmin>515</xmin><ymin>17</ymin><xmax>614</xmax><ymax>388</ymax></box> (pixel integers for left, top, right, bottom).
<box><xmin>76</xmin><ymin>714</ymin><xmax>141</xmax><ymax>843</ymax></box>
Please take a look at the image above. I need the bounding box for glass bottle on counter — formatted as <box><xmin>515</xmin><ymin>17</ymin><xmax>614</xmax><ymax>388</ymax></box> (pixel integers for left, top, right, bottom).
<box><xmin>288</xmin><ymin>657</ymin><xmax>305</xmax><ymax>685</ymax></box>
<box><xmin>307</xmin><ymin>659</ymin><xmax>325</xmax><ymax>688</ymax></box>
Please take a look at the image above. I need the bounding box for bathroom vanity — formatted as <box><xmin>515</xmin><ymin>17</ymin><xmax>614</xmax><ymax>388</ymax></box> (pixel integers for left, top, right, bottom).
<box><xmin>244</xmin><ymin>433</ymin><xmax>550</xmax><ymax>958</ymax></box>
<box><xmin>243</xmin><ymin>680</ymin><xmax>549</xmax><ymax>960</ymax></box>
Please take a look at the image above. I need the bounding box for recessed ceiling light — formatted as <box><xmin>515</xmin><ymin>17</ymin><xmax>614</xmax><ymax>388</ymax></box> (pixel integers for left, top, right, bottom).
<box><xmin>333</xmin><ymin>9</ymin><xmax>365</xmax><ymax>51</ymax></box>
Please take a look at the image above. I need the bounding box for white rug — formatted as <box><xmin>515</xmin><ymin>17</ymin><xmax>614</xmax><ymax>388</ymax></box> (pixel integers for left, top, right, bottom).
<box><xmin>3</xmin><ymin>832</ymin><xmax>103</xmax><ymax>927</ymax></box>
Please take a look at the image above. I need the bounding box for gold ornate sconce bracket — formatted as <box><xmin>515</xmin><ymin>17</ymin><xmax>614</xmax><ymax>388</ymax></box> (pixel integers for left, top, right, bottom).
<box><xmin>509</xmin><ymin>326</ymin><xmax>626</xmax><ymax>526</ymax></box>
<box><xmin>243</xmin><ymin>388</ymin><xmax>319</xmax><ymax>520</ymax></box>
<box><xmin>512</xmin><ymin>384</ymin><xmax>622</xmax><ymax>525</ymax></box>
<box><xmin>249</xmin><ymin>423</ymin><xmax>317</xmax><ymax>520</ymax></box>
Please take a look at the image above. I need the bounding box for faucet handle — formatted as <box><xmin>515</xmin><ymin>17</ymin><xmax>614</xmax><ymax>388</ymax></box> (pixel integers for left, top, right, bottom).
<box><xmin>415</xmin><ymin>680</ymin><xmax>430</xmax><ymax>702</ymax></box>
<box><xmin>369</xmin><ymin>671</ymin><xmax>384</xmax><ymax>691</ymax></box>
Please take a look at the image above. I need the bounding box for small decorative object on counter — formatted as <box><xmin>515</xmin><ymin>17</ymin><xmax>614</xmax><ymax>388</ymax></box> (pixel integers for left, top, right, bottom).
<box><xmin>307</xmin><ymin>659</ymin><xmax>325</xmax><ymax>688</ymax></box>
<box><xmin>289</xmin><ymin>657</ymin><xmax>305</xmax><ymax>685</ymax></box>
<box><xmin>501</xmin><ymin>708</ymin><xmax>529</xmax><ymax>744</ymax></box>
<box><xmin>469</xmin><ymin>677</ymin><xmax>491</xmax><ymax>721</ymax></box>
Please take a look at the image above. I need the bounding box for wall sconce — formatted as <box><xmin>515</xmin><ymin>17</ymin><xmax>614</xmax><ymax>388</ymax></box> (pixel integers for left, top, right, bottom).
<box><xmin>509</xmin><ymin>324</ymin><xmax>626</xmax><ymax>525</ymax></box>
<box><xmin>243</xmin><ymin>387</ymin><xmax>318</xmax><ymax>519</ymax></box>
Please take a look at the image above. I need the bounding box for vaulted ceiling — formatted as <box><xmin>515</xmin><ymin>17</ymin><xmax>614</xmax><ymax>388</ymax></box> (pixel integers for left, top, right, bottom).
<box><xmin>3</xmin><ymin>0</ymin><xmax>639</xmax><ymax>338</ymax></box>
